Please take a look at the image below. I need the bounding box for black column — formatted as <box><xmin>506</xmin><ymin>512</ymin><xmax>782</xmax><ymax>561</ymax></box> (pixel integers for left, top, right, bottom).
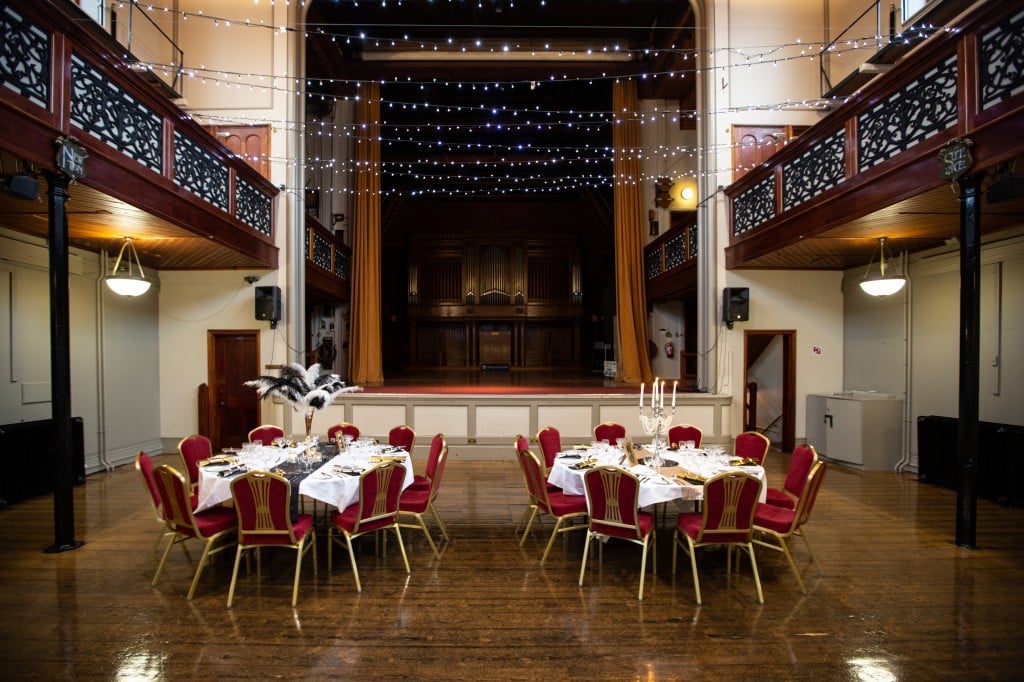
<box><xmin>955</xmin><ymin>172</ymin><xmax>982</xmax><ymax>549</ymax></box>
<box><xmin>43</xmin><ymin>170</ymin><xmax>83</xmax><ymax>554</ymax></box>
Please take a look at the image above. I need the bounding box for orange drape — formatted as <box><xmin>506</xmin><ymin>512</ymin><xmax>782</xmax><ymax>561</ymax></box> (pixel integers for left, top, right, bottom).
<box><xmin>612</xmin><ymin>79</ymin><xmax>652</xmax><ymax>385</ymax></box>
<box><xmin>348</xmin><ymin>83</ymin><xmax>384</xmax><ymax>386</ymax></box>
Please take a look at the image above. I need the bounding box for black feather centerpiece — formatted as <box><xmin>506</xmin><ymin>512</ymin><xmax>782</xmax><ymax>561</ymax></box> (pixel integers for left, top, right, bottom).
<box><xmin>245</xmin><ymin>363</ymin><xmax>362</xmax><ymax>436</ymax></box>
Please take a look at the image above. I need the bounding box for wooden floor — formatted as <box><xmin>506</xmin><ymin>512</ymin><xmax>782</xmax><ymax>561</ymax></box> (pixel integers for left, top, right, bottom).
<box><xmin>1</xmin><ymin>452</ymin><xmax>1023</xmax><ymax>680</ymax></box>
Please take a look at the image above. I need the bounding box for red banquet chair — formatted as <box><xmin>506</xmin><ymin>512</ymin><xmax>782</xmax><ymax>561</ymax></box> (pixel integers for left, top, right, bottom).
<box><xmin>177</xmin><ymin>434</ymin><xmax>212</xmax><ymax>492</ymax></box>
<box><xmin>593</xmin><ymin>422</ymin><xmax>626</xmax><ymax>445</ymax></box>
<box><xmin>388</xmin><ymin>424</ymin><xmax>416</xmax><ymax>453</ymax></box>
<box><xmin>327</xmin><ymin>461</ymin><xmax>410</xmax><ymax>592</ymax></box>
<box><xmin>672</xmin><ymin>471</ymin><xmax>764</xmax><ymax>605</ymax></box>
<box><xmin>399</xmin><ymin>436</ymin><xmax>451</xmax><ymax>557</ymax></box>
<box><xmin>228</xmin><ymin>471</ymin><xmax>317</xmax><ymax>607</ymax></box>
<box><xmin>765</xmin><ymin>444</ymin><xmax>819</xmax><ymax>510</ymax></box>
<box><xmin>135</xmin><ymin>451</ymin><xmax>189</xmax><ymax>552</ymax></box>
<box><xmin>734</xmin><ymin>431</ymin><xmax>771</xmax><ymax>466</ymax></box>
<box><xmin>151</xmin><ymin>464</ymin><xmax>237</xmax><ymax>600</ymax></box>
<box><xmin>327</xmin><ymin>422</ymin><xmax>361</xmax><ymax>443</ymax></box>
<box><xmin>753</xmin><ymin>461</ymin><xmax>827</xmax><ymax>594</ymax></box>
<box><xmin>408</xmin><ymin>432</ymin><xmax>443</xmax><ymax>492</ymax></box>
<box><xmin>248</xmin><ymin>424</ymin><xmax>285</xmax><ymax>445</ymax></box>
<box><xmin>515</xmin><ymin>447</ymin><xmax>588</xmax><ymax>565</ymax></box>
<box><xmin>579</xmin><ymin>465</ymin><xmax>657</xmax><ymax>601</ymax></box>
<box><xmin>536</xmin><ymin>425</ymin><xmax>562</xmax><ymax>469</ymax></box>
<box><xmin>668</xmin><ymin>424</ymin><xmax>703</xmax><ymax>449</ymax></box>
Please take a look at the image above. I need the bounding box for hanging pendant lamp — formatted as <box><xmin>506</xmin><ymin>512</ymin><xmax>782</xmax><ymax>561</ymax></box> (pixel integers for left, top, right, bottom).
<box><xmin>859</xmin><ymin>236</ymin><xmax>906</xmax><ymax>297</ymax></box>
<box><xmin>105</xmin><ymin>237</ymin><xmax>151</xmax><ymax>297</ymax></box>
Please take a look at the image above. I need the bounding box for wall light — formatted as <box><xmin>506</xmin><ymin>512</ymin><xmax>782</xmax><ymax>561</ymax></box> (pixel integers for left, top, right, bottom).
<box><xmin>106</xmin><ymin>237</ymin><xmax>151</xmax><ymax>297</ymax></box>
<box><xmin>859</xmin><ymin>236</ymin><xmax>906</xmax><ymax>297</ymax></box>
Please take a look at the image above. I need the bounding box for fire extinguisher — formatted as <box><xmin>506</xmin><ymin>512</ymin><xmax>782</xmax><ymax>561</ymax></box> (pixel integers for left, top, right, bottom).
<box><xmin>664</xmin><ymin>340</ymin><xmax>675</xmax><ymax>358</ymax></box>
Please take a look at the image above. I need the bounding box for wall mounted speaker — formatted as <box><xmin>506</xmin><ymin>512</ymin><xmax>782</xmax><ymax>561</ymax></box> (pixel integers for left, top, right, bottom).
<box><xmin>722</xmin><ymin>287</ymin><xmax>749</xmax><ymax>326</ymax></box>
<box><xmin>255</xmin><ymin>286</ymin><xmax>281</xmax><ymax>327</ymax></box>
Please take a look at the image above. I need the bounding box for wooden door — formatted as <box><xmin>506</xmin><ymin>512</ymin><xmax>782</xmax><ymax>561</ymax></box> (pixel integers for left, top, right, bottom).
<box><xmin>731</xmin><ymin>125</ymin><xmax>809</xmax><ymax>182</ymax></box>
<box><xmin>208</xmin><ymin>331</ymin><xmax>259</xmax><ymax>451</ymax></box>
<box><xmin>203</xmin><ymin>124</ymin><xmax>271</xmax><ymax>179</ymax></box>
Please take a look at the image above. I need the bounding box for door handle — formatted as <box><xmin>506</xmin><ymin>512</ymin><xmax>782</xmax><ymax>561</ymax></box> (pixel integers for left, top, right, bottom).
<box><xmin>219</xmin><ymin>401</ymin><xmax>226</xmax><ymax>406</ymax></box>
<box><xmin>824</xmin><ymin>414</ymin><xmax>833</xmax><ymax>428</ymax></box>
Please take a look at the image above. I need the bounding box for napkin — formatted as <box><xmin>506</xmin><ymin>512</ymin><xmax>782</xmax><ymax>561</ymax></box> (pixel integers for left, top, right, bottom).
<box><xmin>571</xmin><ymin>459</ymin><xmax>598</xmax><ymax>470</ymax></box>
<box><xmin>199</xmin><ymin>456</ymin><xmax>236</xmax><ymax>467</ymax></box>
<box><xmin>370</xmin><ymin>454</ymin><xmax>405</xmax><ymax>463</ymax></box>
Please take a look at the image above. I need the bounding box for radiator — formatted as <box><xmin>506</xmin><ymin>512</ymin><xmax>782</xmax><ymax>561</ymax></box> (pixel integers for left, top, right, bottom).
<box><xmin>0</xmin><ymin>417</ymin><xmax>86</xmax><ymax>508</ymax></box>
<box><xmin>917</xmin><ymin>415</ymin><xmax>1024</xmax><ymax>506</ymax></box>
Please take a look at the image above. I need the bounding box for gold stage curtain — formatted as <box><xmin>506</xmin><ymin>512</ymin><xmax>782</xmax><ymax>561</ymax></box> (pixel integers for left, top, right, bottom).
<box><xmin>348</xmin><ymin>82</ymin><xmax>384</xmax><ymax>386</ymax></box>
<box><xmin>612</xmin><ymin>79</ymin><xmax>652</xmax><ymax>385</ymax></box>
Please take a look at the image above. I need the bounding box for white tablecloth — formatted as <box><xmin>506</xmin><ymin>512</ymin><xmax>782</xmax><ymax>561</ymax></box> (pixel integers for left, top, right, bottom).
<box><xmin>195</xmin><ymin>440</ymin><xmax>414</xmax><ymax>513</ymax></box>
<box><xmin>299</xmin><ymin>441</ymin><xmax>414</xmax><ymax>511</ymax></box>
<box><xmin>195</xmin><ymin>445</ymin><xmax>301</xmax><ymax>512</ymax></box>
<box><xmin>547</xmin><ymin>444</ymin><xmax>767</xmax><ymax>509</ymax></box>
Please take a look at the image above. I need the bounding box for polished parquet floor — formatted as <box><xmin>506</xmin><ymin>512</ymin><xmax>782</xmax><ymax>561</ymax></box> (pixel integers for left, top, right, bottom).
<box><xmin>1</xmin><ymin>451</ymin><xmax>1023</xmax><ymax>680</ymax></box>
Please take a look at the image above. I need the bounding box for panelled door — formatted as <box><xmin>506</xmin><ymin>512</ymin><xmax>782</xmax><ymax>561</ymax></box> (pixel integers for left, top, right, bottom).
<box><xmin>208</xmin><ymin>331</ymin><xmax>259</xmax><ymax>451</ymax></box>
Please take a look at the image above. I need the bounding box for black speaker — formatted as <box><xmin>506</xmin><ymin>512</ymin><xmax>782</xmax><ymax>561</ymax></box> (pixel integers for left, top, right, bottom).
<box><xmin>722</xmin><ymin>287</ymin><xmax>749</xmax><ymax>325</ymax></box>
<box><xmin>255</xmin><ymin>286</ymin><xmax>281</xmax><ymax>325</ymax></box>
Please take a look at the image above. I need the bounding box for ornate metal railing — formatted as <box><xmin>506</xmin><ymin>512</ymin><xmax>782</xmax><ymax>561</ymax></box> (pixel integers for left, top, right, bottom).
<box><xmin>727</xmin><ymin>1</ymin><xmax>1024</xmax><ymax>254</ymax></box>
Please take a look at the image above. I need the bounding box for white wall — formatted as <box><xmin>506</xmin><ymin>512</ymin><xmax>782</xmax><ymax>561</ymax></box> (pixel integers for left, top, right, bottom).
<box><xmin>0</xmin><ymin>229</ymin><xmax>161</xmax><ymax>471</ymax></box>
<box><xmin>720</xmin><ymin>269</ymin><xmax>845</xmax><ymax>439</ymax></box>
<box><xmin>842</xmin><ymin>234</ymin><xmax>1024</xmax><ymax>469</ymax></box>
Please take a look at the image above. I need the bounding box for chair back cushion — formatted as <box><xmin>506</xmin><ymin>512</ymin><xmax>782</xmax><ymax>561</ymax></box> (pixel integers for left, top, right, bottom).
<box><xmin>696</xmin><ymin>472</ymin><xmax>762</xmax><ymax>544</ymax></box>
<box><xmin>231</xmin><ymin>472</ymin><xmax>297</xmax><ymax>545</ymax></box>
<box><xmin>136</xmin><ymin>452</ymin><xmax>162</xmax><ymax>512</ymax></box>
<box><xmin>388</xmin><ymin>425</ymin><xmax>416</xmax><ymax>452</ymax></box>
<box><xmin>584</xmin><ymin>466</ymin><xmax>648</xmax><ymax>540</ymax></box>
<box><xmin>153</xmin><ymin>464</ymin><xmax>200</xmax><ymax>537</ymax></box>
<box><xmin>668</xmin><ymin>424</ymin><xmax>703</xmax><ymax>449</ymax></box>
<box><xmin>428</xmin><ymin>443</ymin><xmax>449</xmax><ymax>501</ymax></box>
<box><xmin>537</xmin><ymin>426</ymin><xmax>562</xmax><ymax>468</ymax></box>
<box><xmin>515</xmin><ymin>447</ymin><xmax>548</xmax><ymax>507</ymax></box>
<box><xmin>795</xmin><ymin>461</ymin><xmax>827</xmax><ymax>527</ymax></box>
<box><xmin>594</xmin><ymin>422</ymin><xmax>626</xmax><ymax>444</ymax></box>
<box><xmin>349</xmin><ymin>461</ymin><xmax>405</xmax><ymax>533</ymax></box>
<box><xmin>177</xmin><ymin>435</ymin><xmax>212</xmax><ymax>485</ymax></box>
<box><xmin>785</xmin><ymin>444</ymin><xmax>819</xmax><ymax>497</ymax></box>
<box><xmin>425</xmin><ymin>433</ymin><xmax>446</xmax><ymax>480</ymax></box>
<box><xmin>248</xmin><ymin>425</ymin><xmax>285</xmax><ymax>445</ymax></box>
<box><xmin>328</xmin><ymin>422</ymin><xmax>361</xmax><ymax>442</ymax></box>
<box><xmin>734</xmin><ymin>431</ymin><xmax>771</xmax><ymax>464</ymax></box>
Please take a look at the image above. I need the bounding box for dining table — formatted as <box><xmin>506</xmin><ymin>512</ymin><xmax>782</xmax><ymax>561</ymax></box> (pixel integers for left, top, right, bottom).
<box><xmin>547</xmin><ymin>441</ymin><xmax>767</xmax><ymax>509</ymax></box>
<box><xmin>194</xmin><ymin>438</ymin><xmax>414</xmax><ymax>518</ymax></box>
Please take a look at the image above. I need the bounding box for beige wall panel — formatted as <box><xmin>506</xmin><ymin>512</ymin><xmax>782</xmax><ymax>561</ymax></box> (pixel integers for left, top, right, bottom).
<box><xmin>413</xmin><ymin>405</ymin><xmax>470</xmax><ymax>438</ymax></box>
<box><xmin>477</xmin><ymin>405</ymin><xmax>530</xmax><ymax>439</ymax></box>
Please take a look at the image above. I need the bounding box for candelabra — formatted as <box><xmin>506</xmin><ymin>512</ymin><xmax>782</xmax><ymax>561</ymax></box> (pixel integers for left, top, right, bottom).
<box><xmin>638</xmin><ymin>405</ymin><xmax>674</xmax><ymax>469</ymax></box>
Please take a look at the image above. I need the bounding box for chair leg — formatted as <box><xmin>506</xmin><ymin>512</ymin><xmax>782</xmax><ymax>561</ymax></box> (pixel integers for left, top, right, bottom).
<box><xmin>514</xmin><ymin>503</ymin><xmax>535</xmax><ymax>535</ymax></box>
<box><xmin>519</xmin><ymin>507</ymin><xmax>541</xmax><ymax>546</ymax></box>
<box><xmin>227</xmin><ymin>545</ymin><xmax>245</xmax><ymax>608</ymax></box>
<box><xmin>797</xmin><ymin>527</ymin><xmax>822</xmax><ymax>573</ymax></box>
<box><xmin>578</xmin><ymin>531</ymin><xmax>594</xmax><ymax>586</ymax></box>
<box><xmin>151</xmin><ymin>532</ymin><xmax>181</xmax><ymax>587</ymax></box>
<box><xmin>540</xmin><ymin>517</ymin><xmax>567</xmax><ymax>565</ymax></box>
<box><xmin>186</xmin><ymin>538</ymin><xmax>216</xmax><ymax>600</ymax></box>
<box><xmin>344</xmin><ymin>533</ymin><xmax>362</xmax><ymax>592</ymax></box>
<box><xmin>429</xmin><ymin>502</ymin><xmax>450</xmax><ymax>542</ymax></box>
<box><xmin>743</xmin><ymin>543</ymin><xmax>765</xmax><ymax>604</ymax></box>
<box><xmin>392</xmin><ymin>524</ymin><xmax>410</xmax><ymax>574</ymax></box>
<box><xmin>686</xmin><ymin>536</ymin><xmax>702</xmax><ymax>605</ymax></box>
<box><xmin>403</xmin><ymin>511</ymin><xmax>439</xmax><ymax>558</ymax></box>
<box><xmin>776</xmin><ymin>536</ymin><xmax>807</xmax><ymax>594</ymax></box>
<box><xmin>637</xmin><ymin>536</ymin><xmax>650</xmax><ymax>601</ymax></box>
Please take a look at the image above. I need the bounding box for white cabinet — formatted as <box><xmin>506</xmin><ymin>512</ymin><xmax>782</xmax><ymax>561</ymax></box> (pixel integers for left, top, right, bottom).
<box><xmin>805</xmin><ymin>392</ymin><xmax>904</xmax><ymax>470</ymax></box>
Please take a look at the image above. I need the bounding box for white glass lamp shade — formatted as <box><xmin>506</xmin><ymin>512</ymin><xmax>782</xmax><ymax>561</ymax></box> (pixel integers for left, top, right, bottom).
<box><xmin>859</xmin><ymin>237</ymin><xmax>905</xmax><ymax>297</ymax></box>
<box><xmin>858</xmin><ymin>275</ymin><xmax>906</xmax><ymax>297</ymax></box>
<box><xmin>105</xmin><ymin>275</ymin><xmax>151</xmax><ymax>297</ymax></box>
<box><xmin>106</xmin><ymin>237</ymin><xmax>151</xmax><ymax>297</ymax></box>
